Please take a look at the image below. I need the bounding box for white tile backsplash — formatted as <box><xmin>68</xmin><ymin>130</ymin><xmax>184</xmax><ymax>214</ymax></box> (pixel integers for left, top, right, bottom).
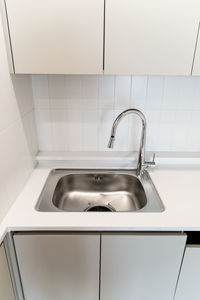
<box><xmin>131</xmin><ymin>76</ymin><xmax>148</xmax><ymax>110</ymax></box>
<box><xmin>82</xmin><ymin>109</ymin><xmax>99</xmax><ymax>151</ymax></box>
<box><xmin>23</xmin><ymin>110</ymin><xmax>38</xmax><ymax>156</ymax></box>
<box><xmin>99</xmin><ymin>76</ymin><xmax>115</xmax><ymax>109</ymax></box>
<box><xmin>65</xmin><ymin>75</ymin><xmax>82</xmax><ymax>109</ymax></box>
<box><xmin>81</xmin><ymin>76</ymin><xmax>99</xmax><ymax>109</ymax></box>
<box><xmin>66</xmin><ymin>109</ymin><xmax>83</xmax><ymax>151</ymax></box>
<box><xmin>32</xmin><ymin>74</ymin><xmax>200</xmax><ymax>152</ymax></box>
<box><xmin>146</xmin><ymin>76</ymin><xmax>164</xmax><ymax>110</ymax></box>
<box><xmin>171</xmin><ymin>111</ymin><xmax>191</xmax><ymax>151</ymax></box>
<box><xmin>49</xmin><ymin>75</ymin><xmax>67</xmax><ymax>109</ymax></box>
<box><xmin>32</xmin><ymin>75</ymin><xmax>49</xmax><ymax>109</ymax></box>
<box><xmin>158</xmin><ymin>110</ymin><xmax>176</xmax><ymax>151</ymax></box>
<box><xmin>51</xmin><ymin>109</ymin><xmax>68</xmax><ymax>151</ymax></box>
<box><xmin>35</xmin><ymin>109</ymin><xmax>52</xmax><ymax>151</ymax></box>
<box><xmin>114</xmin><ymin>76</ymin><xmax>131</xmax><ymax>109</ymax></box>
<box><xmin>145</xmin><ymin>110</ymin><xmax>161</xmax><ymax>151</ymax></box>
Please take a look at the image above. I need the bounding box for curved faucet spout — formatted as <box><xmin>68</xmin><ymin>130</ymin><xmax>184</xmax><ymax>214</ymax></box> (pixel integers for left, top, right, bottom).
<box><xmin>107</xmin><ymin>109</ymin><xmax>147</xmax><ymax>176</ymax></box>
<box><xmin>108</xmin><ymin>135</ymin><xmax>115</xmax><ymax>148</ymax></box>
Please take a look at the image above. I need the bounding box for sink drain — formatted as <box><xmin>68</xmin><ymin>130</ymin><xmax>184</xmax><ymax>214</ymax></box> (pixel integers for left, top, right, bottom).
<box><xmin>85</xmin><ymin>205</ymin><xmax>115</xmax><ymax>212</ymax></box>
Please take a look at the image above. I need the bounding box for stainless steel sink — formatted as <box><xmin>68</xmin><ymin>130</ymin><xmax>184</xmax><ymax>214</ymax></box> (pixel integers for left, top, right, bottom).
<box><xmin>52</xmin><ymin>173</ymin><xmax>147</xmax><ymax>212</ymax></box>
<box><xmin>36</xmin><ymin>169</ymin><xmax>164</xmax><ymax>212</ymax></box>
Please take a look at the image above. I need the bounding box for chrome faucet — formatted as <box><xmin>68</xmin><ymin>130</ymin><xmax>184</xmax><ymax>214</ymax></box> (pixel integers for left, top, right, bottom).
<box><xmin>108</xmin><ymin>108</ymin><xmax>155</xmax><ymax>177</ymax></box>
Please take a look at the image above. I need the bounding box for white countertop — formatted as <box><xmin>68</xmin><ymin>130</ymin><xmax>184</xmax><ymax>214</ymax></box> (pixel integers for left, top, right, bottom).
<box><xmin>1</xmin><ymin>156</ymin><xmax>200</xmax><ymax>243</ymax></box>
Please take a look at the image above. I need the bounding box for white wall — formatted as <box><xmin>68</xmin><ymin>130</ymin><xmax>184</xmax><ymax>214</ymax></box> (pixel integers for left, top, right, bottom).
<box><xmin>32</xmin><ymin>75</ymin><xmax>200</xmax><ymax>152</ymax></box>
<box><xmin>0</xmin><ymin>16</ymin><xmax>38</xmax><ymax>222</ymax></box>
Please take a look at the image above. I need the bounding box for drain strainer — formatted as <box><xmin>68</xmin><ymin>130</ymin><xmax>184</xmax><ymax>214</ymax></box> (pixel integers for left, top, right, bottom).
<box><xmin>85</xmin><ymin>205</ymin><xmax>115</xmax><ymax>212</ymax></box>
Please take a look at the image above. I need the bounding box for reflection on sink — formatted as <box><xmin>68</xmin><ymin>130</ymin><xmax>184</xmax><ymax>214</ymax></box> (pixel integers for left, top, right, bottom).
<box><xmin>52</xmin><ymin>174</ymin><xmax>147</xmax><ymax>212</ymax></box>
<box><xmin>36</xmin><ymin>169</ymin><xmax>164</xmax><ymax>213</ymax></box>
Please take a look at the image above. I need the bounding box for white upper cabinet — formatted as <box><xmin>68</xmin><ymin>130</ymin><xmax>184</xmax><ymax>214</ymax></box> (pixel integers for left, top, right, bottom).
<box><xmin>5</xmin><ymin>0</ymin><xmax>104</xmax><ymax>74</ymax></box>
<box><xmin>2</xmin><ymin>0</ymin><xmax>200</xmax><ymax>75</ymax></box>
<box><xmin>104</xmin><ymin>0</ymin><xmax>200</xmax><ymax>75</ymax></box>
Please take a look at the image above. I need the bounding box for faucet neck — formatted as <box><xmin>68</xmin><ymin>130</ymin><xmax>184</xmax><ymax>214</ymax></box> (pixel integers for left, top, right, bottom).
<box><xmin>108</xmin><ymin>109</ymin><xmax>147</xmax><ymax>176</ymax></box>
<box><xmin>136</xmin><ymin>116</ymin><xmax>146</xmax><ymax>176</ymax></box>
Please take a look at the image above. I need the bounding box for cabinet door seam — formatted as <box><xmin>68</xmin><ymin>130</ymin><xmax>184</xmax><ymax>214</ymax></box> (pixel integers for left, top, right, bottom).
<box><xmin>191</xmin><ymin>21</ymin><xmax>200</xmax><ymax>75</ymax></box>
<box><xmin>173</xmin><ymin>242</ymin><xmax>187</xmax><ymax>300</ymax></box>
<box><xmin>3</xmin><ymin>0</ymin><xmax>15</xmax><ymax>73</ymax></box>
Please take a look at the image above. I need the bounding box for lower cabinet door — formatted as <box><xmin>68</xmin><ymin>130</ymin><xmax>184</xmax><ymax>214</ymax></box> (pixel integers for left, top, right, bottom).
<box><xmin>175</xmin><ymin>245</ymin><xmax>200</xmax><ymax>300</ymax></box>
<box><xmin>101</xmin><ymin>233</ymin><xmax>186</xmax><ymax>300</ymax></box>
<box><xmin>0</xmin><ymin>243</ymin><xmax>15</xmax><ymax>300</ymax></box>
<box><xmin>14</xmin><ymin>233</ymin><xmax>100</xmax><ymax>300</ymax></box>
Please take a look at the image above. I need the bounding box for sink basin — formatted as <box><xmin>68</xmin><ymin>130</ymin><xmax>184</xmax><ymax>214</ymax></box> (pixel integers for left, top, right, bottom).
<box><xmin>36</xmin><ymin>169</ymin><xmax>164</xmax><ymax>213</ymax></box>
<box><xmin>52</xmin><ymin>174</ymin><xmax>147</xmax><ymax>212</ymax></box>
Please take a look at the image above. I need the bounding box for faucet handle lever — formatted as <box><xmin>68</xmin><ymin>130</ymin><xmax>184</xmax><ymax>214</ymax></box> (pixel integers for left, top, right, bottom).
<box><xmin>144</xmin><ymin>153</ymin><xmax>156</xmax><ymax>168</ymax></box>
<box><xmin>152</xmin><ymin>152</ymin><xmax>156</xmax><ymax>165</ymax></box>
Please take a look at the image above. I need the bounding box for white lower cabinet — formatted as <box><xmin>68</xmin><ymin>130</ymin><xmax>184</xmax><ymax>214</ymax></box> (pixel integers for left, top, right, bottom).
<box><xmin>0</xmin><ymin>243</ymin><xmax>15</xmax><ymax>300</ymax></box>
<box><xmin>14</xmin><ymin>232</ymin><xmax>187</xmax><ymax>300</ymax></box>
<box><xmin>14</xmin><ymin>233</ymin><xmax>100</xmax><ymax>300</ymax></box>
<box><xmin>101</xmin><ymin>233</ymin><xmax>186</xmax><ymax>300</ymax></box>
<box><xmin>175</xmin><ymin>245</ymin><xmax>200</xmax><ymax>300</ymax></box>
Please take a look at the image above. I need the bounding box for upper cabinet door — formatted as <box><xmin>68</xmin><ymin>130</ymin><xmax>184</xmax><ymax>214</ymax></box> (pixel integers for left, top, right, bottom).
<box><xmin>5</xmin><ymin>0</ymin><xmax>104</xmax><ymax>74</ymax></box>
<box><xmin>104</xmin><ymin>0</ymin><xmax>200</xmax><ymax>75</ymax></box>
